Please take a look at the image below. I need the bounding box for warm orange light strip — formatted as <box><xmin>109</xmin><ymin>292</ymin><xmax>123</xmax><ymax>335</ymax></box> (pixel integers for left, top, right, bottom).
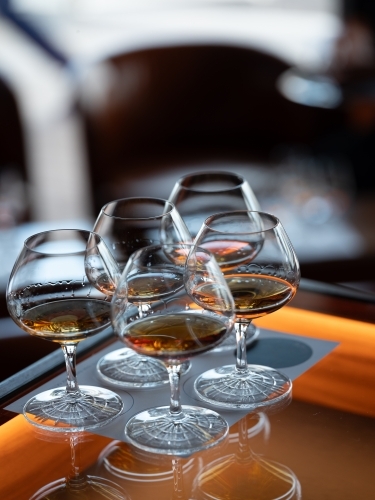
<box><xmin>255</xmin><ymin>306</ymin><xmax>375</xmax><ymax>418</ymax></box>
<box><xmin>1</xmin><ymin>307</ymin><xmax>374</xmax><ymax>498</ymax></box>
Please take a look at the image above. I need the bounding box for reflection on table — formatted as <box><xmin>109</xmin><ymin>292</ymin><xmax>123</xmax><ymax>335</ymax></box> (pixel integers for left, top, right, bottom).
<box><xmin>0</xmin><ymin>280</ymin><xmax>374</xmax><ymax>499</ymax></box>
<box><xmin>29</xmin><ymin>429</ymin><xmax>128</xmax><ymax>500</ymax></box>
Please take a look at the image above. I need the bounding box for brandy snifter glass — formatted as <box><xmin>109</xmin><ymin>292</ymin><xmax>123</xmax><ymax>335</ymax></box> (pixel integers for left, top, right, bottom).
<box><xmin>193</xmin><ymin>211</ymin><xmax>300</xmax><ymax>410</ymax></box>
<box><xmin>168</xmin><ymin>170</ymin><xmax>261</xmax><ymax>351</ymax></box>
<box><xmin>111</xmin><ymin>243</ymin><xmax>235</xmax><ymax>455</ymax></box>
<box><xmin>92</xmin><ymin>197</ymin><xmax>192</xmax><ymax>388</ymax></box>
<box><xmin>6</xmin><ymin>229</ymin><xmax>124</xmax><ymax>431</ymax></box>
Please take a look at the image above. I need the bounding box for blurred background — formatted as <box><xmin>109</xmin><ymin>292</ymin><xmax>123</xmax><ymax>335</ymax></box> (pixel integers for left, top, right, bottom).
<box><xmin>1</xmin><ymin>0</ymin><xmax>375</xmax><ymax>318</ymax></box>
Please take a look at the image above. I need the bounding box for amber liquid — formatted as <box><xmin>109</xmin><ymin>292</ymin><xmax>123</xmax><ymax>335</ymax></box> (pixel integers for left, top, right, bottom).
<box><xmin>96</xmin><ymin>270</ymin><xmax>183</xmax><ymax>302</ymax></box>
<box><xmin>196</xmin><ymin>454</ymin><xmax>298</xmax><ymax>500</ymax></box>
<box><xmin>126</xmin><ymin>271</ymin><xmax>183</xmax><ymax>303</ymax></box>
<box><xmin>122</xmin><ymin>313</ymin><xmax>228</xmax><ymax>360</ymax></box>
<box><xmin>21</xmin><ymin>298</ymin><xmax>111</xmax><ymax>343</ymax></box>
<box><xmin>193</xmin><ymin>275</ymin><xmax>295</xmax><ymax>320</ymax></box>
<box><xmin>201</xmin><ymin>240</ymin><xmax>261</xmax><ymax>272</ymax></box>
<box><xmin>105</xmin><ymin>442</ymin><xmax>174</xmax><ymax>475</ymax></box>
<box><xmin>94</xmin><ymin>273</ymin><xmax>116</xmax><ymax>295</ymax></box>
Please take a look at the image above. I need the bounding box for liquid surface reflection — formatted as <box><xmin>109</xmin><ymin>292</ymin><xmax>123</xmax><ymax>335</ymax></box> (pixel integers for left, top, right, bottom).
<box><xmin>99</xmin><ymin>440</ymin><xmax>195</xmax><ymax>500</ymax></box>
<box><xmin>95</xmin><ymin>395</ymin><xmax>297</xmax><ymax>499</ymax></box>
<box><xmin>29</xmin><ymin>429</ymin><xmax>128</xmax><ymax>500</ymax></box>
<box><xmin>192</xmin><ymin>397</ymin><xmax>301</xmax><ymax>500</ymax></box>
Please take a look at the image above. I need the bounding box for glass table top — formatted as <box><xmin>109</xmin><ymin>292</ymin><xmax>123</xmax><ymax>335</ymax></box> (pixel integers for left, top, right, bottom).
<box><xmin>0</xmin><ymin>282</ymin><xmax>374</xmax><ymax>499</ymax></box>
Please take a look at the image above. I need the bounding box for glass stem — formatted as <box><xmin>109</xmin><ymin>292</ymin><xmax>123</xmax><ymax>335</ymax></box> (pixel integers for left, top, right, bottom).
<box><xmin>236</xmin><ymin>415</ymin><xmax>253</xmax><ymax>464</ymax></box>
<box><xmin>138</xmin><ymin>304</ymin><xmax>151</xmax><ymax>361</ymax></box>
<box><xmin>167</xmin><ymin>364</ymin><xmax>182</xmax><ymax>417</ymax></box>
<box><xmin>67</xmin><ymin>434</ymin><xmax>88</xmax><ymax>489</ymax></box>
<box><xmin>172</xmin><ymin>457</ymin><xmax>185</xmax><ymax>499</ymax></box>
<box><xmin>61</xmin><ymin>344</ymin><xmax>80</xmax><ymax>394</ymax></box>
<box><xmin>235</xmin><ymin>321</ymin><xmax>250</xmax><ymax>374</ymax></box>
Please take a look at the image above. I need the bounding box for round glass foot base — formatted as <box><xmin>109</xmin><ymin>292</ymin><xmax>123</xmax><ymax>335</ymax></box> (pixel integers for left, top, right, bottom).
<box><xmin>30</xmin><ymin>476</ymin><xmax>128</xmax><ymax>500</ymax></box>
<box><xmin>125</xmin><ymin>405</ymin><xmax>229</xmax><ymax>456</ymax></box>
<box><xmin>194</xmin><ymin>365</ymin><xmax>292</xmax><ymax>410</ymax></box>
<box><xmin>194</xmin><ymin>454</ymin><xmax>301</xmax><ymax>500</ymax></box>
<box><xmin>23</xmin><ymin>386</ymin><xmax>124</xmax><ymax>432</ymax></box>
<box><xmin>211</xmin><ymin>323</ymin><xmax>260</xmax><ymax>352</ymax></box>
<box><xmin>97</xmin><ymin>348</ymin><xmax>191</xmax><ymax>388</ymax></box>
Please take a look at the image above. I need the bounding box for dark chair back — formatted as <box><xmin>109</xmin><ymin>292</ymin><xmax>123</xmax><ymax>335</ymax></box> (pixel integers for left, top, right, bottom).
<box><xmin>77</xmin><ymin>44</ymin><xmax>338</xmax><ymax>213</ymax></box>
<box><xmin>0</xmin><ymin>74</ymin><xmax>29</xmax><ymax>227</ymax></box>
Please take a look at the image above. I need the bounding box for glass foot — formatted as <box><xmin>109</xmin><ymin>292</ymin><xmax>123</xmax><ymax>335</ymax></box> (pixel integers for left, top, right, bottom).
<box><xmin>125</xmin><ymin>405</ymin><xmax>229</xmax><ymax>456</ymax></box>
<box><xmin>102</xmin><ymin>440</ymin><xmax>196</xmax><ymax>483</ymax></box>
<box><xmin>211</xmin><ymin>323</ymin><xmax>260</xmax><ymax>352</ymax></box>
<box><xmin>23</xmin><ymin>386</ymin><xmax>124</xmax><ymax>432</ymax></box>
<box><xmin>194</xmin><ymin>364</ymin><xmax>292</xmax><ymax>410</ymax></box>
<box><xmin>30</xmin><ymin>476</ymin><xmax>128</xmax><ymax>500</ymax></box>
<box><xmin>97</xmin><ymin>348</ymin><xmax>191</xmax><ymax>388</ymax></box>
<box><xmin>193</xmin><ymin>454</ymin><xmax>301</xmax><ymax>500</ymax></box>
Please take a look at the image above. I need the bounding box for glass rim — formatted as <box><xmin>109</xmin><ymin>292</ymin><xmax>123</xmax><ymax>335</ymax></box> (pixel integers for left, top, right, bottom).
<box><xmin>101</xmin><ymin>197</ymin><xmax>175</xmax><ymax>220</ymax></box>
<box><xmin>24</xmin><ymin>228</ymin><xmax>101</xmax><ymax>256</ymax></box>
<box><xmin>175</xmin><ymin>170</ymin><xmax>246</xmax><ymax>192</ymax></box>
<box><xmin>128</xmin><ymin>242</ymin><xmax>215</xmax><ymax>261</ymax></box>
<box><xmin>203</xmin><ymin>210</ymin><xmax>279</xmax><ymax>234</ymax></box>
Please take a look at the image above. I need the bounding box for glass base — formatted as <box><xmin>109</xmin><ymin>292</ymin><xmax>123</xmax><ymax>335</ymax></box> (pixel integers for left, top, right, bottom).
<box><xmin>211</xmin><ymin>323</ymin><xmax>260</xmax><ymax>352</ymax></box>
<box><xmin>194</xmin><ymin>364</ymin><xmax>292</xmax><ymax>410</ymax></box>
<box><xmin>193</xmin><ymin>454</ymin><xmax>301</xmax><ymax>500</ymax></box>
<box><xmin>29</xmin><ymin>476</ymin><xmax>128</xmax><ymax>500</ymax></box>
<box><xmin>23</xmin><ymin>386</ymin><xmax>124</xmax><ymax>432</ymax></box>
<box><xmin>102</xmin><ymin>440</ymin><xmax>196</xmax><ymax>483</ymax></box>
<box><xmin>125</xmin><ymin>405</ymin><xmax>229</xmax><ymax>456</ymax></box>
<box><xmin>97</xmin><ymin>348</ymin><xmax>191</xmax><ymax>388</ymax></box>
